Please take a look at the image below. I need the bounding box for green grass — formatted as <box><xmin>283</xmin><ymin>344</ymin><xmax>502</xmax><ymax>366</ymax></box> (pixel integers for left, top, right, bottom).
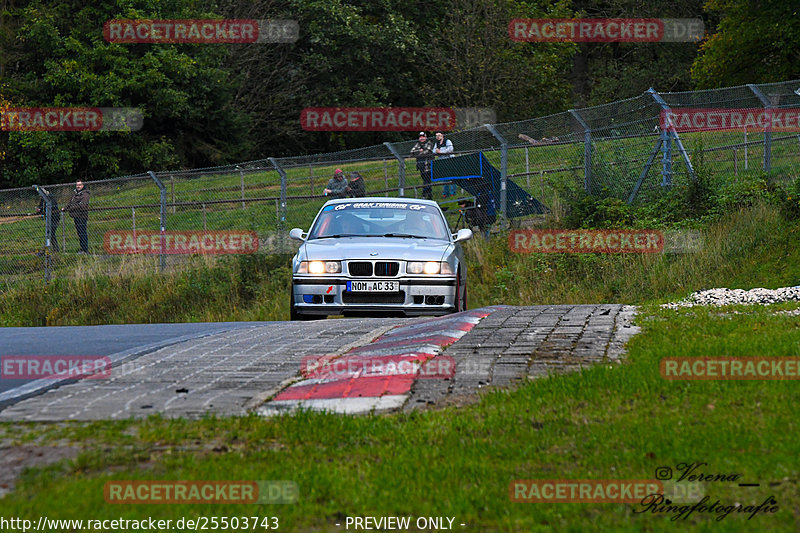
<box><xmin>1</xmin><ymin>200</ymin><xmax>797</xmax><ymax>326</ymax></box>
<box><xmin>1</xmin><ymin>304</ymin><xmax>799</xmax><ymax>531</ymax></box>
<box><xmin>2</xmin><ymin>169</ymin><xmax>800</xmax><ymax>529</ymax></box>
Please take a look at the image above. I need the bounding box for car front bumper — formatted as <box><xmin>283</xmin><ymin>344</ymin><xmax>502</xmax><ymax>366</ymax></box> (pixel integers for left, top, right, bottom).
<box><xmin>292</xmin><ymin>276</ymin><xmax>458</xmax><ymax>316</ymax></box>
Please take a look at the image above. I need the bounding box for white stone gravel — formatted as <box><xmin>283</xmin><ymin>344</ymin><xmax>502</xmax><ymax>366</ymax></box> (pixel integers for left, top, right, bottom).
<box><xmin>663</xmin><ymin>286</ymin><xmax>800</xmax><ymax>309</ymax></box>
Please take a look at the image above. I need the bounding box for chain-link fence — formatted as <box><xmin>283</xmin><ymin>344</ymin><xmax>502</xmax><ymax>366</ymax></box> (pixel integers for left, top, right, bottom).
<box><xmin>3</xmin><ymin>78</ymin><xmax>800</xmax><ymax>286</ymax></box>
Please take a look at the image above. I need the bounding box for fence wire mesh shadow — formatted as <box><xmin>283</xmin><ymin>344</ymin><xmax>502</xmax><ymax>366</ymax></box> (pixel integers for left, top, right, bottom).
<box><xmin>4</xmin><ymin>78</ymin><xmax>800</xmax><ymax>286</ymax></box>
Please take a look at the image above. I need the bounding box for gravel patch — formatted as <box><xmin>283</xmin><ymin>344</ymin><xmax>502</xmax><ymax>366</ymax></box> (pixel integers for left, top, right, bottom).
<box><xmin>663</xmin><ymin>286</ymin><xmax>800</xmax><ymax>309</ymax></box>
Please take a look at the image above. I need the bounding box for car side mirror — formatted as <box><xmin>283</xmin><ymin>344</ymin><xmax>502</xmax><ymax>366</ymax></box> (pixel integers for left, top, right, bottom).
<box><xmin>453</xmin><ymin>228</ymin><xmax>473</xmax><ymax>243</ymax></box>
<box><xmin>289</xmin><ymin>228</ymin><xmax>307</xmax><ymax>241</ymax></box>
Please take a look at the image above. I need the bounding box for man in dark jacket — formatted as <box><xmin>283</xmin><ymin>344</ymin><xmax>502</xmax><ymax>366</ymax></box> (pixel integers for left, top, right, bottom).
<box><xmin>349</xmin><ymin>171</ymin><xmax>366</xmax><ymax>197</ymax></box>
<box><xmin>62</xmin><ymin>181</ymin><xmax>90</xmax><ymax>253</ymax></box>
<box><xmin>410</xmin><ymin>132</ymin><xmax>435</xmax><ymax>200</ymax></box>
<box><xmin>36</xmin><ymin>192</ymin><xmax>60</xmax><ymax>252</ymax></box>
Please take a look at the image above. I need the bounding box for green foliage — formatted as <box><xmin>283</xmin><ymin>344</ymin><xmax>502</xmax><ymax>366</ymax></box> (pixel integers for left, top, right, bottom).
<box><xmin>776</xmin><ymin>176</ymin><xmax>800</xmax><ymax>219</ymax></box>
<box><xmin>684</xmin><ymin>165</ymin><xmax>715</xmax><ymax>218</ymax></box>
<box><xmin>692</xmin><ymin>0</ymin><xmax>800</xmax><ymax>87</ymax></box>
<box><xmin>563</xmin><ymin>194</ymin><xmax>632</xmax><ymax>229</ymax></box>
<box><xmin>0</xmin><ymin>0</ymin><xmax>252</xmax><ymax>187</ymax></box>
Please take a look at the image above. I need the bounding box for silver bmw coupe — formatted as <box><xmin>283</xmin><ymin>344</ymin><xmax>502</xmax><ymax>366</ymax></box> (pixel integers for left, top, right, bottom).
<box><xmin>289</xmin><ymin>198</ymin><xmax>472</xmax><ymax>320</ymax></box>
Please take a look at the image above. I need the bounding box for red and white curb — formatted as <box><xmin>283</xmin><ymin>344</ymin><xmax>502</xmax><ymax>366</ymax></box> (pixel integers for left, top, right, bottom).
<box><xmin>257</xmin><ymin>307</ymin><xmax>505</xmax><ymax>415</ymax></box>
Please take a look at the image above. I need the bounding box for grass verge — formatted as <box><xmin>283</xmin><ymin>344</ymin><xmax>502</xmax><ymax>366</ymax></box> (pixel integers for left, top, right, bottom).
<box><xmin>1</xmin><ymin>304</ymin><xmax>799</xmax><ymax>531</ymax></box>
<box><xmin>1</xmin><ymin>201</ymin><xmax>798</xmax><ymax>326</ymax></box>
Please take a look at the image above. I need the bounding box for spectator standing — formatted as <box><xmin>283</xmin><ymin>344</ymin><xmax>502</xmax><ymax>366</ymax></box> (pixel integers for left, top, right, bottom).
<box><xmin>62</xmin><ymin>180</ymin><xmax>90</xmax><ymax>254</ymax></box>
<box><xmin>36</xmin><ymin>191</ymin><xmax>60</xmax><ymax>252</ymax></box>
<box><xmin>349</xmin><ymin>171</ymin><xmax>366</xmax><ymax>197</ymax></box>
<box><xmin>433</xmin><ymin>131</ymin><xmax>456</xmax><ymax>197</ymax></box>
<box><xmin>324</xmin><ymin>169</ymin><xmax>350</xmax><ymax>198</ymax></box>
<box><xmin>410</xmin><ymin>131</ymin><xmax>434</xmax><ymax>200</ymax></box>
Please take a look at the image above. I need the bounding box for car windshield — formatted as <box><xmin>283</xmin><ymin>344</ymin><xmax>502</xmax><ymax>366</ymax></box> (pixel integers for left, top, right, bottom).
<box><xmin>308</xmin><ymin>201</ymin><xmax>450</xmax><ymax>240</ymax></box>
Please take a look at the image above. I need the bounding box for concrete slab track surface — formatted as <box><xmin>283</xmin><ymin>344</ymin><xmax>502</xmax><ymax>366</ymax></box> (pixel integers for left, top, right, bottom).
<box><xmin>0</xmin><ymin>305</ymin><xmax>638</xmax><ymax>420</ymax></box>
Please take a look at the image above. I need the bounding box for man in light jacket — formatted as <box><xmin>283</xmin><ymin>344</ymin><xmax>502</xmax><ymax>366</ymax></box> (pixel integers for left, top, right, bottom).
<box><xmin>433</xmin><ymin>131</ymin><xmax>456</xmax><ymax>197</ymax></box>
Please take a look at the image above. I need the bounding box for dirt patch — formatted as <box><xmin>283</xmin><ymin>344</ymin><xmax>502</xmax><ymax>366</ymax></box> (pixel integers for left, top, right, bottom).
<box><xmin>0</xmin><ymin>446</ymin><xmax>79</xmax><ymax>498</ymax></box>
<box><xmin>0</xmin><ymin>215</ymin><xmax>36</xmax><ymax>225</ymax></box>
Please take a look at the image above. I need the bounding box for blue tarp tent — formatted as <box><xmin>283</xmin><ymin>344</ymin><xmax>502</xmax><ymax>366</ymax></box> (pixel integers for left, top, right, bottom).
<box><xmin>430</xmin><ymin>152</ymin><xmax>549</xmax><ymax>218</ymax></box>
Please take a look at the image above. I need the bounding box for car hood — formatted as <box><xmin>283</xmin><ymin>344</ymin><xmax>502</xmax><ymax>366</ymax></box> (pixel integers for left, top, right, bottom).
<box><xmin>300</xmin><ymin>237</ymin><xmax>452</xmax><ymax>261</ymax></box>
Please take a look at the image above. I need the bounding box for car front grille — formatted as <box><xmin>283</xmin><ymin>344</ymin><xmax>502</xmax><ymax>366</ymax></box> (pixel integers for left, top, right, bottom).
<box><xmin>374</xmin><ymin>261</ymin><xmax>399</xmax><ymax>276</ymax></box>
<box><xmin>348</xmin><ymin>261</ymin><xmax>400</xmax><ymax>277</ymax></box>
<box><xmin>348</xmin><ymin>262</ymin><xmax>373</xmax><ymax>276</ymax></box>
<box><xmin>342</xmin><ymin>291</ymin><xmax>406</xmax><ymax>304</ymax></box>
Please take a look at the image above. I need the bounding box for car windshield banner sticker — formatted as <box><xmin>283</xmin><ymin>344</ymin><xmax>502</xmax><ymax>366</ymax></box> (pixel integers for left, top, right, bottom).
<box><xmin>330</xmin><ymin>202</ymin><xmax>435</xmax><ymax>211</ymax></box>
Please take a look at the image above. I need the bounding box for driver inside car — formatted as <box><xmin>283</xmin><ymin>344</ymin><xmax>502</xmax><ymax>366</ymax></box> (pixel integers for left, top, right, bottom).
<box><xmin>338</xmin><ymin>215</ymin><xmax>363</xmax><ymax>235</ymax></box>
<box><xmin>403</xmin><ymin>212</ymin><xmax>429</xmax><ymax>236</ymax></box>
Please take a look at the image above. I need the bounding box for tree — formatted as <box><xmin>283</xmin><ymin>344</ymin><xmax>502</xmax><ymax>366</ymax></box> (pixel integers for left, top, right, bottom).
<box><xmin>692</xmin><ymin>0</ymin><xmax>800</xmax><ymax>88</ymax></box>
<box><xmin>0</xmin><ymin>0</ymin><xmax>252</xmax><ymax>187</ymax></box>
<box><xmin>417</xmin><ymin>0</ymin><xmax>577</xmax><ymax>121</ymax></box>
<box><xmin>569</xmin><ymin>0</ymin><xmax>707</xmax><ymax>107</ymax></box>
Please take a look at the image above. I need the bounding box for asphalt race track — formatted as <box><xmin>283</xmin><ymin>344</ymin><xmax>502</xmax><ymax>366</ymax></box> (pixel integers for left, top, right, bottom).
<box><xmin>0</xmin><ymin>305</ymin><xmax>637</xmax><ymax>420</ymax></box>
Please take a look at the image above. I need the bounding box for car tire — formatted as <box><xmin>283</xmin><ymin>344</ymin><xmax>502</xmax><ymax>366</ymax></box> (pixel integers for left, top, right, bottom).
<box><xmin>454</xmin><ymin>271</ymin><xmax>467</xmax><ymax>313</ymax></box>
<box><xmin>290</xmin><ymin>287</ymin><xmax>300</xmax><ymax>321</ymax></box>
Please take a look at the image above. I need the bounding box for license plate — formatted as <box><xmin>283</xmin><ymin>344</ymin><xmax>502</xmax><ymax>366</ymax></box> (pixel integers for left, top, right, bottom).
<box><xmin>346</xmin><ymin>280</ymin><xmax>399</xmax><ymax>292</ymax></box>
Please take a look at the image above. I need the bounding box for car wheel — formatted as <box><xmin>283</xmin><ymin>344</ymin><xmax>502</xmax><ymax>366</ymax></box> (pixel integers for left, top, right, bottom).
<box><xmin>454</xmin><ymin>272</ymin><xmax>467</xmax><ymax>313</ymax></box>
<box><xmin>290</xmin><ymin>287</ymin><xmax>300</xmax><ymax>320</ymax></box>
<box><xmin>461</xmin><ymin>275</ymin><xmax>468</xmax><ymax>311</ymax></box>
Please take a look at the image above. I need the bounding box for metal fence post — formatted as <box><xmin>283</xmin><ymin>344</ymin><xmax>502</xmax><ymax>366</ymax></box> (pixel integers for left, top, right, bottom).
<box><xmin>569</xmin><ymin>109</ymin><xmax>592</xmax><ymax>193</ymax></box>
<box><xmin>170</xmin><ymin>175</ymin><xmax>175</xmax><ymax>214</ymax></box>
<box><xmin>748</xmin><ymin>84</ymin><xmax>772</xmax><ymax>172</ymax></box>
<box><xmin>237</xmin><ymin>165</ymin><xmax>245</xmax><ymax>209</ymax></box>
<box><xmin>383</xmin><ymin>142</ymin><xmax>405</xmax><ymax>197</ymax></box>
<box><xmin>147</xmin><ymin>171</ymin><xmax>167</xmax><ymax>271</ymax></box>
<box><xmin>33</xmin><ymin>185</ymin><xmax>53</xmax><ymax>282</ymax></box>
<box><xmin>269</xmin><ymin>157</ymin><xmax>287</xmax><ymax>252</ymax></box>
<box><xmin>485</xmin><ymin>124</ymin><xmax>508</xmax><ymax>220</ymax></box>
<box><xmin>647</xmin><ymin>88</ymin><xmax>696</xmax><ymax>184</ymax></box>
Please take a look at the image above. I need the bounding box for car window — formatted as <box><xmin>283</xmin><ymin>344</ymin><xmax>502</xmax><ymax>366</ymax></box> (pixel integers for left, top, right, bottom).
<box><xmin>308</xmin><ymin>202</ymin><xmax>449</xmax><ymax>240</ymax></box>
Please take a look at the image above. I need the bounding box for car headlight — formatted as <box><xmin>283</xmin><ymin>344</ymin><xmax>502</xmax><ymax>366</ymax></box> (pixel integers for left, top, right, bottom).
<box><xmin>297</xmin><ymin>260</ymin><xmax>341</xmax><ymax>274</ymax></box>
<box><xmin>407</xmin><ymin>261</ymin><xmax>454</xmax><ymax>275</ymax></box>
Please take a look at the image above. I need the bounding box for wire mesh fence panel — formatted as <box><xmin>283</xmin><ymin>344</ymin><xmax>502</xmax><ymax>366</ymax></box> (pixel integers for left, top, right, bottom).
<box><xmin>0</xmin><ymin>186</ymin><xmax>50</xmax><ymax>284</ymax></box>
<box><xmin>4</xmin><ymin>78</ymin><xmax>800</xmax><ymax>287</ymax></box>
